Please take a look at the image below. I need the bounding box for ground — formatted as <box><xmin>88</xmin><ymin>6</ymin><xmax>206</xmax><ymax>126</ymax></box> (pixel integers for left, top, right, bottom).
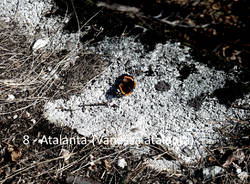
<box><xmin>0</xmin><ymin>0</ymin><xmax>249</xmax><ymax>183</ymax></box>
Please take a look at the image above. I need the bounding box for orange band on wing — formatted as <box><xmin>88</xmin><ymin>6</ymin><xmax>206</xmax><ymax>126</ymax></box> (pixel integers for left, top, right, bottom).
<box><xmin>119</xmin><ymin>84</ymin><xmax>133</xmax><ymax>96</ymax></box>
<box><xmin>123</xmin><ymin>76</ymin><xmax>135</xmax><ymax>82</ymax></box>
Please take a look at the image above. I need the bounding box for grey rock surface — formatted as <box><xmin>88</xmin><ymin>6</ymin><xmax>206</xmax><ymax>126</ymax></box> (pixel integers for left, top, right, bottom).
<box><xmin>44</xmin><ymin>37</ymin><xmax>249</xmax><ymax>163</ymax></box>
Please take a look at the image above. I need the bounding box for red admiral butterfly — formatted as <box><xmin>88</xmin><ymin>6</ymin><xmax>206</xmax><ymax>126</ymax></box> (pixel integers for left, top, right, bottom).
<box><xmin>118</xmin><ymin>75</ymin><xmax>136</xmax><ymax>96</ymax></box>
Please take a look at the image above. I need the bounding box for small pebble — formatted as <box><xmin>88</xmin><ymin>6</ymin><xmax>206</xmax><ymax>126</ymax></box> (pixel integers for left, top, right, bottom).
<box><xmin>6</xmin><ymin>94</ymin><xmax>15</xmax><ymax>101</ymax></box>
<box><xmin>26</xmin><ymin>111</ymin><xmax>31</xmax><ymax>118</ymax></box>
<box><xmin>31</xmin><ymin>119</ymin><xmax>36</xmax><ymax>124</ymax></box>
<box><xmin>33</xmin><ymin>38</ymin><xmax>49</xmax><ymax>51</ymax></box>
<box><xmin>118</xmin><ymin>158</ymin><xmax>127</xmax><ymax>168</ymax></box>
<box><xmin>155</xmin><ymin>81</ymin><xmax>171</xmax><ymax>92</ymax></box>
<box><xmin>13</xmin><ymin>115</ymin><xmax>18</xmax><ymax>119</ymax></box>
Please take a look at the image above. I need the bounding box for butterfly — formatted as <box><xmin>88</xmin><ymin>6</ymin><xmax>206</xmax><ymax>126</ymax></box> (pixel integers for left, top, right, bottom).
<box><xmin>118</xmin><ymin>75</ymin><xmax>136</xmax><ymax>96</ymax></box>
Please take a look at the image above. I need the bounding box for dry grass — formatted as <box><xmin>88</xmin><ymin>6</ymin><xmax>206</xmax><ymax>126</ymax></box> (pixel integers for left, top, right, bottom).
<box><xmin>0</xmin><ymin>21</ymin><xmax>66</xmax><ymax>115</ymax></box>
<box><xmin>0</xmin><ymin>19</ymin><xmax>106</xmax><ymax>115</ymax></box>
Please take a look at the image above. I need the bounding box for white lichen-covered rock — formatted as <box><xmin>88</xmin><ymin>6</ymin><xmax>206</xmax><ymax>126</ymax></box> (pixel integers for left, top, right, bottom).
<box><xmin>33</xmin><ymin>38</ymin><xmax>49</xmax><ymax>51</ymax></box>
<box><xmin>237</xmin><ymin>171</ymin><xmax>248</xmax><ymax>181</ymax></box>
<box><xmin>6</xmin><ymin>94</ymin><xmax>15</xmax><ymax>101</ymax></box>
<box><xmin>203</xmin><ymin>166</ymin><xmax>224</xmax><ymax>179</ymax></box>
<box><xmin>146</xmin><ymin>159</ymin><xmax>181</xmax><ymax>173</ymax></box>
<box><xmin>43</xmin><ymin>37</ymin><xmax>249</xmax><ymax>163</ymax></box>
<box><xmin>117</xmin><ymin>158</ymin><xmax>127</xmax><ymax>169</ymax></box>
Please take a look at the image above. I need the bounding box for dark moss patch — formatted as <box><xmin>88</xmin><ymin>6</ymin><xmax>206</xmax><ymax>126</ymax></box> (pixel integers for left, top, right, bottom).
<box><xmin>177</xmin><ymin>63</ymin><xmax>197</xmax><ymax>81</ymax></box>
<box><xmin>212</xmin><ymin>80</ymin><xmax>250</xmax><ymax>107</ymax></box>
<box><xmin>187</xmin><ymin>93</ymin><xmax>206</xmax><ymax>111</ymax></box>
<box><xmin>145</xmin><ymin>65</ymin><xmax>154</xmax><ymax>76</ymax></box>
<box><xmin>50</xmin><ymin>0</ymin><xmax>249</xmax><ymax>77</ymax></box>
<box><xmin>138</xmin><ymin>30</ymin><xmax>166</xmax><ymax>52</ymax></box>
<box><xmin>155</xmin><ymin>81</ymin><xmax>171</xmax><ymax>92</ymax></box>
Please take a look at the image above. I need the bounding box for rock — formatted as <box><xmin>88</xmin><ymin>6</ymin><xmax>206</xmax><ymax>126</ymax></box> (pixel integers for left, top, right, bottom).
<box><xmin>203</xmin><ymin>166</ymin><xmax>224</xmax><ymax>179</ymax></box>
<box><xmin>155</xmin><ymin>81</ymin><xmax>171</xmax><ymax>92</ymax></box>
<box><xmin>117</xmin><ymin>158</ymin><xmax>127</xmax><ymax>168</ymax></box>
<box><xmin>13</xmin><ymin>115</ymin><xmax>18</xmax><ymax>119</ymax></box>
<box><xmin>32</xmin><ymin>38</ymin><xmax>49</xmax><ymax>51</ymax></box>
<box><xmin>44</xmin><ymin>37</ymin><xmax>250</xmax><ymax>164</ymax></box>
<box><xmin>146</xmin><ymin>159</ymin><xmax>180</xmax><ymax>173</ymax></box>
<box><xmin>31</xmin><ymin>119</ymin><xmax>36</xmax><ymax>124</ymax></box>
<box><xmin>237</xmin><ymin>171</ymin><xmax>248</xmax><ymax>181</ymax></box>
<box><xmin>6</xmin><ymin>94</ymin><xmax>15</xmax><ymax>101</ymax></box>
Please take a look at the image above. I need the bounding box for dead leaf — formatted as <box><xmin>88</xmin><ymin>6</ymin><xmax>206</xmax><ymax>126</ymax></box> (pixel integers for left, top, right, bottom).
<box><xmin>208</xmin><ymin>156</ymin><xmax>215</xmax><ymax>163</ymax></box>
<box><xmin>222</xmin><ymin>45</ymin><xmax>230</xmax><ymax>57</ymax></box>
<box><xmin>7</xmin><ymin>144</ymin><xmax>14</xmax><ymax>152</ymax></box>
<box><xmin>11</xmin><ymin>149</ymin><xmax>22</xmax><ymax>162</ymax></box>
<box><xmin>61</xmin><ymin>149</ymin><xmax>71</xmax><ymax>164</ymax></box>
<box><xmin>212</xmin><ymin>3</ymin><xmax>220</xmax><ymax>10</ymax></box>
<box><xmin>7</xmin><ymin>144</ymin><xmax>22</xmax><ymax>162</ymax></box>
<box><xmin>88</xmin><ymin>161</ymin><xmax>97</xmax><ymax>171</ymax></box>
<box><xmin>104</xmin><ymin>159</ymin><xmax>111</xmax><ymax>172</ymax></box>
